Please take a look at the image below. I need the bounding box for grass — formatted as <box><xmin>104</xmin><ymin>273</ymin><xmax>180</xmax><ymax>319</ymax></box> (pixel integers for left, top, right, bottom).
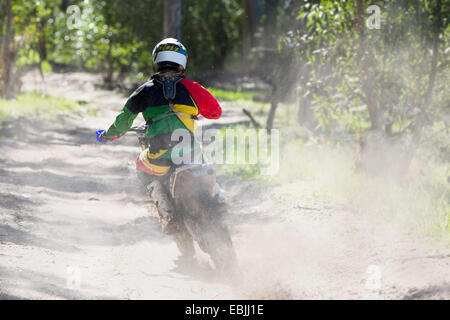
<box><xmin>214</xmin><ymin>123</ymin><xmax>450</xmax><ymax>244</ymax></box>
<box><xmin>278</xmin><ymin>141</ymin><xmax>449</xmax><ymax>243</ymax></box>
<box><xmin>207</xmin><ymin>87</ymin><xmax>262</xmax><ymax>102</ymax></box>
<box><xmin>0</xmin><ymin>91</ymin><xmax>99</xmax><ymax>120</ymax></box>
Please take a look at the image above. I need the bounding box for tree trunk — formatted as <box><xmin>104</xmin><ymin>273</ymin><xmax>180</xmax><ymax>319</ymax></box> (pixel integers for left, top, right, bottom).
<box><xmin>37</xmin><ymin>21</ymin><xmax>47</xmax><ymax>63</ymax></box>
<box><xmin>1</xmin><ymin>0</ymin><xmax>15</xmax><ymax>99</ymax></box>
<box><xmin>164</xmin><ymin>0</ymin><xmax>182</xmax><ymax>39</ymax></box>
<box><xmin>422</xmin><ymin>0</ymin><xmax>441</xmax><ymax>116</ymax></box>
<box><xmin>242</xmin><ymin>0</ymin><xmax>255</xmax><ymax>75</ymax></box>
<box><xmin>266</xmin><ymin>83</ymin><xmax>279</xmax><ymax>132</ymax></box>
<box><xmin>356</xmin><ymin>0</ymin><xmax>380</xmax><ymax>130</ymax></box>
<box><xmin>297</xmin><ymin>91</ymin><xmax>315</xmax><ymax>130</ymax></box>
<box><xmin>409</xmin><ymin>0</ymin><xmax>442</xmax><ymax>149</ymax></box>
<box><xmin>263</xmin><ymin>0</ymin><xmax>281</xmax><ymax>132</ymax></box>
<box><xmin>34</xmin><ymin>8</ymin><xmax>48</xmax><ymax>80</ymax></box>
<box><xmin>266</xmin><ymin>100</ymin><xmax>278</xmax><ymax>132</ymax></box>
<box><xmin>104</xmin><ymin>37</ymin><xmax>114</xmax><ymax>88</ymax></box>
<box><xmin>59</xmin><ymin>0</ymin><xmax>70</xmax><ymax>12</ymax></box>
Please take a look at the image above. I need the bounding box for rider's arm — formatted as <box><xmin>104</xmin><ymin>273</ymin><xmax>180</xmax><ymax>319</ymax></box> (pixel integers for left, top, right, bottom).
<box><xmin>105</xmin><ymin>85</ymin><xmax>147</xmax><ymax>138</ymax></box>
<box><xmin>105</xmin><ymin>106</ymin><xmax>138</xmax><ymax>138</ymax></box>
<box><xmin>180</xmin><ymin>79</ymin><xmax>222</xmax><ymax>119</ymax></box>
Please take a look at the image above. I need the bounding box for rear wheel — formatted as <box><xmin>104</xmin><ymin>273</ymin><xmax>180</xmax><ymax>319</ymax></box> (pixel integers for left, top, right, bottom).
<box><xmin>171</xmin><ymin>166</ymin><xmax>236</xmax><ymax>271</ymax></box>
<box><xmin>183</xmin><ymin>193</ymin><xmax>236</xmax><ymax>272</ymax></box>
<box><xmin>201</xmin><ymin>220</ymin><xmax>236</xmax><ymax>272</ymax></box>
<box><xmin>172</xmin><ymin>219</ymin><xmax>195</xmax><ymax>258</ymax></box>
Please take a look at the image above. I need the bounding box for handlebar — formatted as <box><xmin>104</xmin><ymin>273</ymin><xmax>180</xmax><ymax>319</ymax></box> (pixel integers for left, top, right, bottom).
<box><xmin>96</xmin><ymin>124</ymin><xmax>147</xmax><ymax>143</ymax></box>
<box><xmin>128</xmin><ymin>126</ymin><xmax>147</xmax><ymax>134</ymax></box>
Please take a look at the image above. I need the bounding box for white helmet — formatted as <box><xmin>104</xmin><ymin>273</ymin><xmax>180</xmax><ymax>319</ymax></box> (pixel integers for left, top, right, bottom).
<box><xmin>152</xmin><ymin>38</ymin><xmax>188</xmax><ymax>72</ymax></box>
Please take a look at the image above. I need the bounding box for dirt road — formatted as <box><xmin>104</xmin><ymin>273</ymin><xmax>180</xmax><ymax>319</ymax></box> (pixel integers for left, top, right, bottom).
<box><xmin>0</xmin><ymin>71</ymin><xmax>448</xmax><ymax>299</ymax></box>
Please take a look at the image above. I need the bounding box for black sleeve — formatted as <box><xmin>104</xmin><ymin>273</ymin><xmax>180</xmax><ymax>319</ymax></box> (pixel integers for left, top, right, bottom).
<box><xmin>124</xmin><ymin>82</ymin><xmax>149</xmax><ymax>114</ymax></box>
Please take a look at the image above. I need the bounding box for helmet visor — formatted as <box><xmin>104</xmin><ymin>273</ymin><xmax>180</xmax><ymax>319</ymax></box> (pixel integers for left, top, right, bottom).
<box><xmin>153</xmin><ymin>51</ymin><xmax>187</xmax><ymax>69</ymax></box>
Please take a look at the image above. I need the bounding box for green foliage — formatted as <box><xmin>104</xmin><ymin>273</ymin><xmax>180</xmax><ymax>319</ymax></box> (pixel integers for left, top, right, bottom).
<box><xmin>182</xmin><ymin>0</ymin><xmax>243</xmax><ymax>71</ymax></box>
<box><xmin>288</xmin><ymin>0</ymin><xmax>449</xmax><ymax>137</ymax></box>
<box><xmin>12</xmin><ymin>0</ymin><xmax>61</xmax><ymax>65</ymax></box>
<box><xmin>49</xmin><ymin>0</ymin><xmax>161</xmax><ymax>75</ymax></box>
<box><xmin>1</xmin><ymin>0</ymin><xmax>244</xmax><ymax>79</ymax></box>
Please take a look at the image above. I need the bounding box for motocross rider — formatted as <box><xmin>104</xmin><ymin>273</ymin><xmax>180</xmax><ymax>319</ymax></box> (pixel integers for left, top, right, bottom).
<box><xmin>97</xmin><ymin>38</ymin><xmax>226</xmax><ymax>252</ymax></box>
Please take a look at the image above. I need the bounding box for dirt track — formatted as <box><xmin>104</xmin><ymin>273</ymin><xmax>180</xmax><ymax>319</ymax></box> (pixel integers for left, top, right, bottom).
<box><xmin>0</xmin><ymin>71</ymin><xmax>448</xmax><ymax>299</ymax></box>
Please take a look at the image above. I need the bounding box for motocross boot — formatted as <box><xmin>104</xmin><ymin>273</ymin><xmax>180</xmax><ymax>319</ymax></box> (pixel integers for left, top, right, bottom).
<box><xmin>147</xmin><ymin>180</ymin><xmax>179</xmax><ymax>235</ymax></box>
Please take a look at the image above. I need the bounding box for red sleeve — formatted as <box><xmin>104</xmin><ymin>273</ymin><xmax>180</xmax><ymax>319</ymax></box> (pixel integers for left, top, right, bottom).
<box><xmin>180</xmin><ymin>78</ymin><xmax>222</xmax><ymax>119</ymax></box>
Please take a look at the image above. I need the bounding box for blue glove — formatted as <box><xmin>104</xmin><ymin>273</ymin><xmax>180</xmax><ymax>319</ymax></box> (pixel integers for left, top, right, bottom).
<box><xmin>96</xmin><ymin>129</ymin><xmax>117</xmax><ymax>143</ymax></box>
<box><xmin>96</xmin><ymin>130</ymin><xmax>106</xmax><ymax>143</ymax></box>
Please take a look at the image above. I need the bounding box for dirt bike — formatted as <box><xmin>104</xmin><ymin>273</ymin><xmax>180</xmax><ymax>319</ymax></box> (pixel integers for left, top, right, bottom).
<box><xmin>128</xmin><ymin>125</ymin><xmax>236</xmax><ymax>272</ymax></box>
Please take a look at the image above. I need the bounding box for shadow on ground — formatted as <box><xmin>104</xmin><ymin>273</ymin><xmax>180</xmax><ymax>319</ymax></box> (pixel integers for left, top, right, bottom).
<box><xmin>0</xmin><ymin>265</ymin><xmax>116</xmax><ymax>300</ymax></box>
